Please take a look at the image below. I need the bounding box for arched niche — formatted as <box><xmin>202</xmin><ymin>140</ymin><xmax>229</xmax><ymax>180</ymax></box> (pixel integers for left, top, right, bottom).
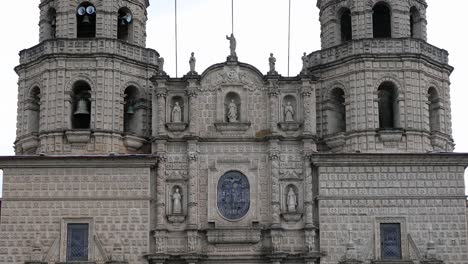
<box><xmin>224</xmin><ymin>92</ymin><xmax>241</xmax><ymax>123</ymax></box>
<box><xmin>71</xmin><ymin>81</ymin><xmax>92</xmax><ymax>129</ymax></box>
<box><xmin>373</xmin><ymin>2</ymin><xmax>392</xmax><ymax>38</ymax></box>
<box><xmin>76</xmin><ymin>2</ymin><xmax>96</xmax><ymax>38</ymax></box>
<box><xmin>117</xmin><ymin>7</ymin><xmax>133</xmax><ymax>42</ymax></box>
<box><xmin>45</xmin><ymin>8</ymin><xmax>57</xmax><ymax>39</ymax></box>
<box><xmin>26</xmin><ymin>86</ymin><xmax>41</xmax><ymax>134</ymax></box>
<box><xmin>377</xmin><ymin>81</ymin><xmax>399</xmax><ymax>129</ymax></box>
<box><xmin>123</xmin><ymin>86</ymin><xmax>140</xmax><ymax>134</ymax></box>
<box><xmin>327</xmin><ymin>88</ymin><xmax>346</xmax><ymax>134</ymax></box>
<box><xmin>282</xmin><ymin>95</ymin><xmax>297</xmax><ymax>122</ymax></box>
<box><xmin>428</xmin><ymin>87</ymin><xmax>441</xmax><ymax>133</ymax></box>
<box><xmin>410</xmin><ymin>6</ymin><xmax>422</xmax><ymax>39</ymax></box>
<box><xmin>339</xmin><ymin>8</ymin><xmax>352</xmax><ymax>43</ymax></box>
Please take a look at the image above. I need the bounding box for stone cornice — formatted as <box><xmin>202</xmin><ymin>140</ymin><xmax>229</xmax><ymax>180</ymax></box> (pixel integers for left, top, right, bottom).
<box><xmin>309</xmin><ymin>153</ymin><xmax>468</xmax><ymax>167</ymax></box>
<box><xmin>0</xmin><ymin>155</ymin><xmax>157</xmax><ymax>168</ymax></box>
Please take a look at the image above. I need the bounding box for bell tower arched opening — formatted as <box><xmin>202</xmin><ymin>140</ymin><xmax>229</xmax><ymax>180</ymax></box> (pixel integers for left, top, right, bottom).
<box><xmin>373</xmin><ymin>2</ymin><xmax>392</xmax><ymax>38</ymax></box>
<box><xmin>76</xmin><ymin>2</ymin><xmax>96</xmax><ymax>38</ymax></box>
<box><xmin>378</xmin><ymin>82</ymin><xmax>399</xmax><ymax>129</ymax></box>
<box><xmin>71</xmin><ymin>81</ymin><xmax>91</xmax><ymax>129</ymax></box>
<box><xmin>339</xmin><ymin>8</ymin><xmax>352</xmax><ymax>43</ymax></box>
<box><xmin>118</xmin><ymin>7</ymin><xmax>133</xmax><ymax>41</ymax></box>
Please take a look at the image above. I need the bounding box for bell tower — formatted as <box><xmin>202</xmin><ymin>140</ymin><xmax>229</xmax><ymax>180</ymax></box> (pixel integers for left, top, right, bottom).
<box><xmin>310</xmin><ymin>0</ymin><xmax>453</xmax><ymax>153</ymax></box>
<box><xmin>15</xmin><ymin>0</ymin><xmax>162</xmax><ymax>155</ymax></box>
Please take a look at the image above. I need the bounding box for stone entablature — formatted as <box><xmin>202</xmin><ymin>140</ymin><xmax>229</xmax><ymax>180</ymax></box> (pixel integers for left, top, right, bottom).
<box><xmin>305</xmin><ymin>38</ymin><xmax>450</xmax><ymax>70</ymax></box>
<box><xmin>18</xmin><ymin>38</ymin><xmax>160</xmax><ymax>67</ymax></box>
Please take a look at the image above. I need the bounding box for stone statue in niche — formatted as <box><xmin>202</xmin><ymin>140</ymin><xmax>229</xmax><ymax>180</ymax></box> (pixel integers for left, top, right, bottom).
<box><xmin>171</xmin><ymin>102</ymin><xmax>182</xmax><ymax>123</ymax></box>
<box><xmin>189</xmin><ymin>52</ymin><xmax>196</xmax><ymax>73</ymax></box>
<box><xmin>287</xmin><ymin>186</ymin><xmax>297</xmax><ymax>212</ymax></box>
<box><xmin>284</xmin><ymin>101</ymin><xmax>295</xmax><ymax>122</ymax></box>
<box><xmin>172</xmin><ymin>187</ymin><xmax>182</xmax><ymax>214</ymax></box>
<box><xmin>227</xmin><ymin>99</ymin><xmax>238</xmax><ymax>122</ymax></box>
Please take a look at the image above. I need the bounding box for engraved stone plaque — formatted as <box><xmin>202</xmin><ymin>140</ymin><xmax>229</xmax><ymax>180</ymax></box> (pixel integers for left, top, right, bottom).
<box><xmin>217</xmin><ymin>171</ymin><xmax>250</xmax><ymax>220</ymax></box>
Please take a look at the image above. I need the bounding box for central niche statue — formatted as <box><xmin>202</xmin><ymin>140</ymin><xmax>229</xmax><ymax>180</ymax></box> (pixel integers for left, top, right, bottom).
<box><xmin>172</xmin><ymin>187</ymin><xmax>182</xmax><ymax>214</ymax></box>
<box><xmin>171</xmin><ymin>102</ymin><xmax>182</xmax><ymax>123</ymax></box>
<box><xmin>284</xmin><ymin>101</ymin><xmax>295</xmax><ymax>122</ymax></box>
<box><xmin>287</xmin><ymin>186</ymin><xmax>297</xmax><ymax>212</ymax></box>
<box><xmin>217</xmin><ymin>171</ymin><xmax>250</xmax><ymax>220</ymax></box>
<box><xmin>227</xmin><ymin>99</ymin><xmax>238</xmax><ymax>122</ymax></box>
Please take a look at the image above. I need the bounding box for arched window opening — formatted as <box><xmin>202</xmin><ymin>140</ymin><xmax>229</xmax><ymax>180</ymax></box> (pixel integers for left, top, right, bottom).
<box><xmin>378</xmin><ymin>82</ymin><xmax>399</xmax><ymax>129</ymax></box>
<box><xmin>373</xmin><ymin>2</ymin><xmax>392</xmax><ymax>38</ymax></box>
<box><xmin>46</xmin><ymin>8</ymin><xmax>57</xmax><ymax>39</ymax></box>
<box><xmin>410</xmin><ymin>6</ymin><xmax>422</xmax><ymax>38</ymax></box>
<box><xmin>117</xmin><ymin>8</ymin><xmax>133</xmax><ymax>41</ymax></box>
<box><xmin>328</xmin><ymin>88</ymin><xmax>346</xmax><ymax>134</ymax></box>
<box><xmin>340</xmin><ymin>8</ymin><xmax>352</xmax><ymax>43</ymax></box>
<box><xmin>428</xmin><ymin>87</ymin><xmax>441</xmax><ymax>133</ymax></box>
<box><xmin>27</xmin><ymin>87</ymin><xmax>41</xmax><ymax>134</ymax></box>
<box><xmin>76</xmin><ymin>2</ymin><xmax>96</xmax><ymax>38</ymax></box>
<box><xmin>71</xmin><ymin>81</ymin><xmax>91</xmax><ymax>129</ymax></box>
<box><xmin>124</xmin><ymin>86</ymin><xmax>139</xmax><ymax>134</ymax></box>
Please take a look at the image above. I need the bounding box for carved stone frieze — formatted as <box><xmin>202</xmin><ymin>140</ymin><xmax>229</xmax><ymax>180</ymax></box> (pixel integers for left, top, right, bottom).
<box><xmin>201</xmin><ymin>67</ymin><xmax>263</xmax><ymax>92</ymax></box>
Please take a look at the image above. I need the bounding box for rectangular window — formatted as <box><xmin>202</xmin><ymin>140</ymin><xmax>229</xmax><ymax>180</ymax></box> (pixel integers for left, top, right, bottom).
<box><xmin>380</xmin><ymin>223</ymin><xmax>402</xmax><ymax>260</ymax></box>
<box><xmin>67</xmin><ymin>223</ymin><xmax>89</xmax><ymax>261</ymax></box>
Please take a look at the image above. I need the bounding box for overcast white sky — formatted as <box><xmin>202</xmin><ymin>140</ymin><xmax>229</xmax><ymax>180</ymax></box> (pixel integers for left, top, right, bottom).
<box><xmin>0</xmin><ymin>0</ymin><xmax>467</xmax><ymax>197</ymax></box>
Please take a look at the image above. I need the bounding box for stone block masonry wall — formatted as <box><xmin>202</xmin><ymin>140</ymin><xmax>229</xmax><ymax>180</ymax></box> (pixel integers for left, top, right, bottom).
<box><xmin>313</xmin><ymin>154</ymin><xmax>468</xmax><ymax>264</ymax></box>
<box><xmin>0</xmin><ymin>157</ymin><xmax>155</xmax><ymax>264</ymax></box>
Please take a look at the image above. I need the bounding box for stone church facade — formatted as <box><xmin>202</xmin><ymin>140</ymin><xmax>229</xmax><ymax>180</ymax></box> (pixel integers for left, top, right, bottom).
<box><xmin>0</xmin><ymin>0</ymin><xmax>467</xmax><ymax>264</ymax></box>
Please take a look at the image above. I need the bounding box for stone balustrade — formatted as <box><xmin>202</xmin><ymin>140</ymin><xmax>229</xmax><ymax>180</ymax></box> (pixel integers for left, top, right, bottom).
<box><xmin>18</xmin><ymin>38</ymin><xmax>160</xmax><ymax>66</ymax></box>
<box><xmin>306</xmin><ymin>38</ymin><xmax>449</xmax><ymax>68</ymax></box>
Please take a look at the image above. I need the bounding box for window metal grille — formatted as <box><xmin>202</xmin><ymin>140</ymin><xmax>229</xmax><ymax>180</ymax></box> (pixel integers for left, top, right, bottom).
<box><xmin>380</xmin><ymin>223</ymin><xmax>402</xmax><ymax>260</ymax></box>
<box><xmin>67</xmin><ymin>223</ymin><xmax>89</xmax><ymax>261</ymax></box>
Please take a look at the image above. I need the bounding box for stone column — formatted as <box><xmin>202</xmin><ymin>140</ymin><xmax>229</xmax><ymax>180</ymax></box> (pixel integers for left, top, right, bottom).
<box><xmin>301</xmin><ymin>79</ymin><xmax>316</xmax><ymax>136</ymax></box>
<box><xmin>267</xmin><ymin>80</ymin><xmax>280</xmax><ymax>134</ymax></box>
<box><xmin>155</xmin><ymin>141</ymin><xmax>167</xmax><ymax>229</ymax></box>
<box><xmin>269</xmin><ymin>140</ymin><xmax>281</xmax><ymax>227</ymax></box>
<box><xmin>187</xmin><ymin>140</ymin><xmax>199</xmax><ymax>228</ymax></box>
<box><xmin>155</xmin><ymin>85</ymin><xmax>167</xmax><ymax>137</ymax></box>
<box><xmin>303</xmin><ymin>150</ymin><xmax>314</xmax><ymax>227</ymax></box>
<box><xmin>187</xmin><ymin>78</ymin><xmax>199</xmax><ymax>136</ymax></box>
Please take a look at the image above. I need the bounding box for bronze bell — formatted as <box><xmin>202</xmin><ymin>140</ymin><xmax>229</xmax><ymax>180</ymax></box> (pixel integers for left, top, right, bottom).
<box><xmin>74</xmin><ymin>98</ymin><xmax>90</xmax><ymax>116</ymax></box>
<box><xmin>126</xmin><ymin>105</ymin><xmax>135</xmax><ymax>115</ymax></box>
<box><xmin>82</xmin><ymin>14</ymin><xmax>90</xmax><ymax>24</ymax></box>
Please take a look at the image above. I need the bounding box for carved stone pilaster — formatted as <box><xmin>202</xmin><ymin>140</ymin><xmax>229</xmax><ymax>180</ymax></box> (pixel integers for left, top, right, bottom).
<box><xmin>155</xmin><ymin>88</ymin><xmax>167</xmax><ymax>136</ymax></box>
<box><xmin>187</xmin><ymin>140</ymin><xmax>199</xmax><ymax>228</ymax></box>
<box><xmin>268</xmin><ymin>82</ymin><xmax>280</xmax><ymax>134</ymax></box>
<box><xmin>187</xmin><ymin>80</ymin><xmax>199</xmax><ymax>135</ymax></box>
<box><xmin>269</xmin><ymin>140</ymin><xmax>281</xmax><ymax>226</ymax></box>
<box><xmin>153</xmin><ymin>230</ymin><xmax>167</xmax><ymax>254</ymax></box>
<box><xmin>155</xmin><ymin>145</ymin><xmax>167</xmax><ymax>228</ymax></box>
<box><xmin>304</xmin><ymin>229</ymin><xmax>317</xmax><ymax>253</ymax></box>
<box><xmin>303</xmin><ymin>148</ymin><xmax>314</xmax><ymax>227</ymax></box>
<box><xmin>301</xmin><ymin>80</ymin><xmax>316</xmax><ymax>136</ymax></box>
<box><xmin>187</xmin><ymin>230</ymin><xmax>200</xmax><ymax>253</ymax></box>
